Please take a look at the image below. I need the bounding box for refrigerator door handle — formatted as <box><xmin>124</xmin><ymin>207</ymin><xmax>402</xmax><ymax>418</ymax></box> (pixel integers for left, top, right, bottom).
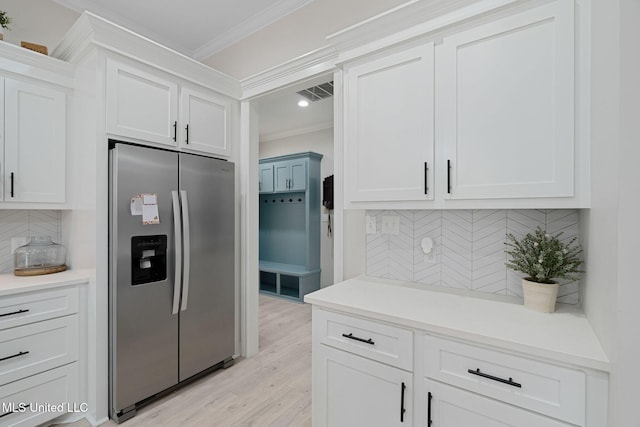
<box><xmin>180</xmin><ymin>190</ymin><xmax>191</xmax><ymax>312</ymax></box>
<box><xmin>171</xmin><ymin>191</ymin><xmax>182</xmax><ymax>315</ymax></box>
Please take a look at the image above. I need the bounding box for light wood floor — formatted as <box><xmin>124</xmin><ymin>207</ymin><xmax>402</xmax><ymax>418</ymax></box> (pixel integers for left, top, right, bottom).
<box><xmin>56</xmin><ymin>295</ymin><xmax>312</xmax><ymax>427</ymax></box>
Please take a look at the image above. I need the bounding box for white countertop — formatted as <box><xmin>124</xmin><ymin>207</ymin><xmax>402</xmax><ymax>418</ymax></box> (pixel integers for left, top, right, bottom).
<box><xmin>0</xmin><ymin>270</ymin><xmax>89</xmax><ymax>297</ymax></box>
<box><xmin>305</xmin><ymin>276</ymin><xmax>610</xmax><ymax>372</ymax></box>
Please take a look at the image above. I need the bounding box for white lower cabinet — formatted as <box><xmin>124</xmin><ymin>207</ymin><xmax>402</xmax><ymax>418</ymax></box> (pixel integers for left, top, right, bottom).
<box><xmin>0</xmin><ymin>363</ymin><xmax>79</xmax><ymax>427</ymax></box>
<box><xmin>0</xmin><ymin>285</ymin><xmax>82</xmax><ymax>427</ymax></box>
<box><xmin>311</xmin><ymin>306</ymin><xmax>606</xmax><ymax>427</ymax></box>
<box><xmin>424</xmin><ymin>380</ymin><xmax>571</xmax><ymax>427</ymax></box>
<box><xmin>315</xmin><ymin>344</ymin><xmax>412</xmax><ymax>427</ymax></box>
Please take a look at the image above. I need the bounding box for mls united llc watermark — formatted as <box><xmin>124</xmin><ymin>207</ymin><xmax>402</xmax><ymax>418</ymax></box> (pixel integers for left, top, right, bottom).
<box><xmin>2</xmin><ymin>402</ymin><xmax>88</xmax><ymax>414</ymax></box>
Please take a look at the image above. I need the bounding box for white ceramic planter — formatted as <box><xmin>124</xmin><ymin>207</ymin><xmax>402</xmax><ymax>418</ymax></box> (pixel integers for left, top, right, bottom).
<box><xmin>522</xmin><ymin>279</ymin><xmax>559</xmax><ymax>313</ymax></box>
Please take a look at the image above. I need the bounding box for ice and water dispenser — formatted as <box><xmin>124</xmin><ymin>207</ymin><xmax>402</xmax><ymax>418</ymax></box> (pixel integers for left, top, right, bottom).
<box><xmin>131</xmin><ymin>235</ymin><xmax>167</xmax><ymax>285</ymax></box>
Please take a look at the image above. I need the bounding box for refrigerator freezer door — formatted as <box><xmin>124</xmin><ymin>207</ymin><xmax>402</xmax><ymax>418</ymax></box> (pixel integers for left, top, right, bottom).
<box><xmin>110</xmin><ymin>144</ymin><xmax>180</xmax><ymax>413</ymax></box>
<box><xmin>178</xmin><ymin>154</ymin><xmax>235</xmax><ymax>381</ymax></box>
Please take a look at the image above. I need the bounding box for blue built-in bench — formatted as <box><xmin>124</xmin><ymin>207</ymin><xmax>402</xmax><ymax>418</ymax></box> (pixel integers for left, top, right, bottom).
<box><xmin>259</xmin><ymin>152</ymin><xmax>323</xmax><ymax>303</ymax></box>
<box><xmin>259</xmin><ymin>261</ymin><xmax>321</xmax><ymax>302</ymax></box>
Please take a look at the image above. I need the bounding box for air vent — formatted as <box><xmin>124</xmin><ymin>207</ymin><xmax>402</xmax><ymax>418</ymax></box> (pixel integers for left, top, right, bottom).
<box><xmin>297</xmin><ymin>81</ymin><xmax>334</xmax><ymax>102</ymax></box>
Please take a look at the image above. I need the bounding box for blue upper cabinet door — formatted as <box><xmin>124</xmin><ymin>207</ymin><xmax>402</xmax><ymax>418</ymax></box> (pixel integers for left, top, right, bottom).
<box><xmin>274</xmin><ymin>161</ymin><xmax>290</xmax><ymax>192</ymax></box>
<box><xmin>289</xmin><ymin>159</ymin><xmax>307</xmax><ymax>191</ymax></box>
<box><xmin>259</xmin><ymin>163</ymin><xmax>274</xmax><ymax>193</ymax></box>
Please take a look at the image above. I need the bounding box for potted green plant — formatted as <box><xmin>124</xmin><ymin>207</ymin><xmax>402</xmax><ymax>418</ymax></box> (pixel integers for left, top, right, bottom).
<box><xmin>0</xmin><ymin>10</ymin><xmax>11</xmax><ymax>40</ymax></box>
<box><xmin>505</xmin><ymin>227</ymin><xmax>583</xmax><ymax>313</ymax></box>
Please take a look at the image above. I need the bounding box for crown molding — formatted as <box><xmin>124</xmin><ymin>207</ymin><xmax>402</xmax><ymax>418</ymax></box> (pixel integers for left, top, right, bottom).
<box><xmin>260</xmin><ymin>121</ymin><xmax>333</xmax><ymax>143</ymax></box>
<box><xmin>52</xmin><ymin>0</ymin><xmax>195</xmax><ymax>56</ymax></box>
<box><xmin>326</xmin><ymin>0</ymin><xmax>523</xmax><ymax>63</ymax></box>
<box><xmin>0</xmin><ymin>41</ymin><xmax>75</xmax><ymax>88</ymax></box>
<box><xmin>52</xmin><ymin>12</ymin><xmax>242</xmax><ymax>98</ymax></box>
<box><xmin>241</xmin><ymin>45</ymin><xmax>337</xmax><ymax>99</ymax></box>
<box><xmin>193</xmin><ymin>0</ymin><xmax>313</xmax><ymax>61</ymax></box>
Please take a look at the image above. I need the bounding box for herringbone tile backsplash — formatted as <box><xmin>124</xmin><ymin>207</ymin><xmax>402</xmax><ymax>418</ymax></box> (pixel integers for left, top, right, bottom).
<box><xmin>366</xmin><ymin>209</ymin><xmax>580</xmax><ymax>304</ymax></box>
<box><xmin>0</xmin><ymin>210</ymin><xmax>62</xmax><ymax>274</ymax></box>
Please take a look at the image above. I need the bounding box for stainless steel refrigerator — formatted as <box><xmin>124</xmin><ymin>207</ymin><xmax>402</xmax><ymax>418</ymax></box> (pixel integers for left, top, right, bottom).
<box><xmin>109</xmin><ymin>142</ymin><xmax>235</xmax><ymax>422</ymax></box>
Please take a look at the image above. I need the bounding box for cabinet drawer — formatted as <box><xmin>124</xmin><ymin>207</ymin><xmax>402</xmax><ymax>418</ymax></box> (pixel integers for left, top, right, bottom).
<box><xmin>0</xmin><ymin>316</ymin><xmax>79</xmax><ymax>386</ymax></box>
<box><xmin>0</xmin><ymin>287</ymin><xmax>79</xmax><ymax>330</ymax></box>
<box><xmin>0</xmin><ymin>363</ymin><xmax>79</xmax><ymax>427</ymax></box>
<box><xmin>425</xmin><ymin>379</ymin><xmax>572</xmax><ymax>427</ymax></box>
<box><xmin>314</xmin><ymin>309</ymin><xmax>412</xmax><ymax>370</ymax></box>
<box><xmin>423</xmin><ymin>335</ymin><xmax>585</xmax><ymax>426</ymax></box>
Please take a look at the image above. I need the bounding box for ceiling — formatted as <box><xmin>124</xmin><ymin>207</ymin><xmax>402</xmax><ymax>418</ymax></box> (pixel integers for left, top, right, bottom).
<box><xmin>52</xmin><ymin>0</ymin><xmax>312</xmax><ymax>60</ymax></box>
<box><xmin>258</xmin><ymin>76</ymin><xmax>334</xmax><ymax>142</ymax></box>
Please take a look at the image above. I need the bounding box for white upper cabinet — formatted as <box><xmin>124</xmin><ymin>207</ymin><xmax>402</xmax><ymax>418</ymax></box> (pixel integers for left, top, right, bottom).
<box><xmin>179</xmin><ymin>86</ymin><xmax>232</xmax><ymax>157</ymax></box>
<box><xmin>341</xmin><ymin>0</ymin><xmax>582</xmax><ymax>208</ymax></box>
<box><xmin>3</xmin><ymin>78</ymin><xmax>66</xmax><ymax>203</ymax></box>
<box><xmin>106</xmin><ymin>58</ymin><xmax>178</xmax><ymax>147</ymax></box>
<box><xmin>345</xmin><ymin>43</ymin><xmax>435</xmax><ymax>202</ymax></box>
<box><xmin>438</xmin><ymin>1</ymin><xmax>574</xmax><ymax>200</ymax></box>
<box><xmin>106</xmin><ymin>58</ymin><xmax>233</xmax><ymax>158</ymax></box>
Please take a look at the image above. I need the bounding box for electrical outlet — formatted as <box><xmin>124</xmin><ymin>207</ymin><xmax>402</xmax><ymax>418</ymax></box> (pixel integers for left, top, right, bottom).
<box><xmin>11</xmin><ymin>237</ymin><xmax>29</xmax><ymax>254</ymax></box>
<box><xmin>365</xmin><ymin>215</ymin><xmax>377</xmax><ymax>234</ymax></box>
<box><xmin>381</xmin><ymin>215</ymin><xmax>400</xmax><ymax>235</ymax></box>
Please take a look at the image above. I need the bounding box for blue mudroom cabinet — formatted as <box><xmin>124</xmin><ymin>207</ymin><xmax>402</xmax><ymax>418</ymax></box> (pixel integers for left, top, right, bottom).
<box><xmin>259</xmin><ymin>152</ymin><xmax>322</xmax><ymax>302</ymax></box>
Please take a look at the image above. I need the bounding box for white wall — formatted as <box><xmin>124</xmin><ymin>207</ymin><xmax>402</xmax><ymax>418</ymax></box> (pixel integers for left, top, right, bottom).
<box><xmin>581</xmin><ymin>0</ymin><xmax>640</xmax><ymax>425</ymax></box>
<box><xmin>0</xmin><ymin>0</ymin><xmax>78</xmax><ymax>50</ymax></box>
<box><xmin>614</xmin><ymin>0</ymin><xmax>640</xmax><ymax>424</ymax></box>
<box><xmin>259</xmin><ymin>127</ymin><xmax>334</xmax><ymax>286</ymax></box>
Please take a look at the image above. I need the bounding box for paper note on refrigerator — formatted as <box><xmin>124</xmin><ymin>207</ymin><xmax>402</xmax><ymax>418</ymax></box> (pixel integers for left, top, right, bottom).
<box><xmin>130</xmin><ymin>195</ymin><xmax>143</xmax><ymax>216</ymax></box>
<box><xmin>142</xmin><ymin>204</ymin><xmax>160</xmax><ymax>225</ymax></box>
<box><xmin>142</xmin><ymin>193</ymin><xmax>158</xmax><ymax>205</ymax></box>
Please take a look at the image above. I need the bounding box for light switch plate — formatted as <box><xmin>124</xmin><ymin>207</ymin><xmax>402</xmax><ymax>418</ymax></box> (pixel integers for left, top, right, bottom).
<box><xmin>365</xmin><ymin>215</ymin><xmax>377</xmax><ymax>234</ymax></box>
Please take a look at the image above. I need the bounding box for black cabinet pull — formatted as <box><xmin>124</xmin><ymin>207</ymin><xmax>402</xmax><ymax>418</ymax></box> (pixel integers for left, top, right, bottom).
<box><xmin>0</xmin><ymin>410</ymin><xmax>14</xmax><ymax>419</ymax></box>
<box><xmin>424</xmin><ymin>162</ymin><xmax>429</xmax><ymax>195</ymax></box>
<box><xmin>467</xmin><ymin>368</ymin><xmax>522</xmax><ymax>388</ymax></box>
<box><xmin>400</xmin><ymin>382</ymin><xmax>406</xmax><ymax>422</ymax></box>
<box><xmin>0</xmin><ymin>351</ymin><xmax>29</xmax><ymax>362</ymax></box>
<box><xmin>0</xmin><ymin>309</ymin><xmax>29</xmax><ymax>318</ymax></box>
<box><xmin>447</xmin><ymin>160</ymin><xmax>451</xmax><ymax>194</ymax></box>
<box><xmin>341</xmin><ymin>333</ymin><xmax>374</xmax><ymax>345</ymax></box>
<box><xmin>185</xmin><ymin>124</ymin><xmax>190</xmax><ymax>144</ymax></box>
<box><xmin>427</xmin><ymin>392</ymin><xmax>433</xmax><ymax>426</ymax></box>
<box><xmin>10</xmin><ymin>172</ymin><xmax>14</xmax><ymax>198</ymax></box>
<box><xmin>173</xmin><ymin>121</ymin><xmax>177</xmax><ymax>142</ymax></box>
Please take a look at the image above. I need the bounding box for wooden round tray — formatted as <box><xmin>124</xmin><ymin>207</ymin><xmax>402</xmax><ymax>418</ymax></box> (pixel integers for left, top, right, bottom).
<box><xmin>14</xmin><ymin>265</ymin><xmax>67</xmax><ymax>276</ymax></box>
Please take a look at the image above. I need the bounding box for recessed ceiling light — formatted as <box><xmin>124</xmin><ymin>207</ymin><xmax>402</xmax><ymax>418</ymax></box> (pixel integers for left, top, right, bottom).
<box><xmin>298</xmin><ymin>100</ymin><xmax>309</xmax><ymax>107</ymax></box>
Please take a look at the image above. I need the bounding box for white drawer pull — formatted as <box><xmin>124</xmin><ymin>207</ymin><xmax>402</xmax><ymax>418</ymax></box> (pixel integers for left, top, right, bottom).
<box><xmin>467</xmin><ymin>368</ymin><xmax>522</xmax><ymax>388</ymax></box>
<box><xmin>342</xmin><ymin>333</ymin><xmax>375</xmax><ymax>346</ymax></box>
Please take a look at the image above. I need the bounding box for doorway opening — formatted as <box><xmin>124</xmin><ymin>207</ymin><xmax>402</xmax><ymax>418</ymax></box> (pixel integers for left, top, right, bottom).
<box><xmin>255</xmin><ymin>74</ymin><xmax>335</xmax><ymax>307</ymax></box>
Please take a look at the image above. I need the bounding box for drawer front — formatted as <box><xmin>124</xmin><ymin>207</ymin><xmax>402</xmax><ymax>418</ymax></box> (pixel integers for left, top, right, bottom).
<box><xmin>314</xmin><ymin>309</ymin><xmax>413</xmax><ymax>370</ymax></box>
<box><xmin>423</xmin><ymin>335</ymin><xmax>586</xmax><ymax>426</ymax></box>
<box><xmin>425</xmin><ymin>379</ymin><xmax>572</xmax><ymax>427</ymax></box>
<box><xmin>0</xmin><ymin>315</ymin><xmax>79</xmax><ymax>386</ymax></box>
<box><xmin>0</xmin><ymin>287</ymin><xmax>79</xmax><ymax>330</ymax></box>
<box><xmin>0</xmin><ymin>363</ymin><xmax>79</xmax><ymax>427</ymax></box>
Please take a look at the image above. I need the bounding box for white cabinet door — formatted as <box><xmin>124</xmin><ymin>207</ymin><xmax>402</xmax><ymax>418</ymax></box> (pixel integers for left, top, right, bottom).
<box><xmin>437</xmin><ymin>1</ymin><xmax>574</xmax><ymax>200</ymax></box>
<box><xmin>425</xmin><ymin>380</ymin><xmax>572</xmax><ymax>427</ymax></box>
<box><xmin>3</xmin><ymin>78</ymin><xmax>66</xmax><ymax>203</ymax></box>
<box><xmin>346</xmin><ymin>43</ymin><xmax>435</xmax><ymax>202</ymax></box>
<box><xmin>106</xmin><ymin>58</ymin><xmax>178</xmax><ymax>147</ymax></box>
<box><xmin>180</xmin><ymin>86</ymin><xmax>232</xmax><ymax>157</ymax></box>
<box><xmin>314</xmin><ymin>344</ymin><xmax>412</xmax><ymax>427</ymax></box>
